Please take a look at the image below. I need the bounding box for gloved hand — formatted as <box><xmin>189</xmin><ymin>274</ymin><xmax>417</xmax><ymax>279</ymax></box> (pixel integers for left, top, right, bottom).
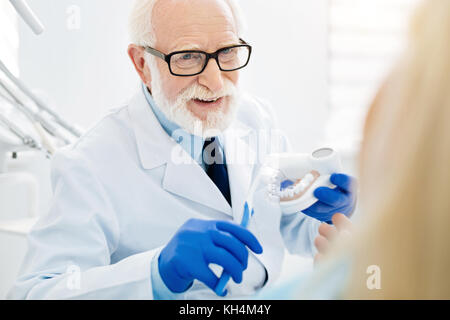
<box><xmin>302</xmin><ymin>173</ymin><xmax>357</xmax><ymax>224</ymax></box>
<box><xmin>158</xmin><ymin>218</ymin><xmax>263</xmax><ymax>295</ymax></box>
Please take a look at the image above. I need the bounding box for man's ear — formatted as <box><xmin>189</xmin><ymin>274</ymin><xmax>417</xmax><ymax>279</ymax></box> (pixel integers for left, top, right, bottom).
<box><xmin>128</xmin><ymin>44</ymin><xmax>152</xmax><ymax>87</ymax></box>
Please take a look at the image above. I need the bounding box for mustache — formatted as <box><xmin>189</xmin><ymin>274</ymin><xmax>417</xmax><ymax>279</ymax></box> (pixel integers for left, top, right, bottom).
<box><xmin>176</xmin><ymin>81</ymin><xmax>238</xmax><ymax>103</ymax></box>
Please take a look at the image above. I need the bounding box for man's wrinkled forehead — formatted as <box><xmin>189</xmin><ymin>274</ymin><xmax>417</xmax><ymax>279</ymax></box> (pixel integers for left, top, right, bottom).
<box><xmin>152</xmin><ymin>0</ymin><xmax>239</xmax><ymax>52</ymax></box>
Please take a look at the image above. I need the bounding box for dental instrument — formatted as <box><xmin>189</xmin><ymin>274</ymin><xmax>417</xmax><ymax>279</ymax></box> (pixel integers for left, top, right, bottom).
<box><xmin>8</xmin><ymin>0</ymin><xmax>45</xmax><ymax>35</ymax></box>
<box><xmin>214</xmin><ymin>164</ymin><xmax>279</xmax><ymax>296</ymax></box>
<box><xmin>0</xmin><ymin>112</ymin><xmax>39</xmax><ymax>151</ymax></box>
<box><xmin>214</xmin><ymin>202</ymin><xmax>254</xmax><ymax>296</ymax></box>
<box><xmin>0</xmin><ymin>80</ymin><xmax>62</xmax><ymax>152</ymax></box>
<box><xmin>0</xmin><ymin>59</ymin><xmax>82</xmax><ymax>139</ymax></box>
<box><xmin>0</xmin><ymin>124</ymin><xmax>40</xmax><ymax>219</ymax></box>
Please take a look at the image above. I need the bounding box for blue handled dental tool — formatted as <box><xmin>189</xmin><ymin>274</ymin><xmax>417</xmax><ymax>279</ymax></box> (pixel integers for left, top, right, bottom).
<box><xmin>214</xmin><ymin>202</ymin><xmax>254</xmax><ymax>296</ymax></box>
<box><xmin>213</xmin><ymin>163</ymin><xmax>278</xmax><ymax>296</ymax></box>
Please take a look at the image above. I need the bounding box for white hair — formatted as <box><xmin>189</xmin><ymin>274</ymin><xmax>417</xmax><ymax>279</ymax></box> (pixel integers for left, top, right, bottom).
<box><xmin>129</xmin><ymin>0</ymin><xmax>245</xmax><ymax>136</ymax></box>
<box><xmin>128</xmin><ymin>0</ymin><xmax>247</xmax><ymax>47</ymax></box>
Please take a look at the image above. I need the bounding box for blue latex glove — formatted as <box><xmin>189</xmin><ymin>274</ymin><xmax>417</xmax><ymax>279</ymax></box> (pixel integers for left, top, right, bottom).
<box><xmin>158</xmin><ymin>218</ymin><xmax>263</xmax><ymax>295</ymax></box>
<box><xmin>302</xmin><ymin>173</ymin><xmax>357</xmax><ymax>224</ymax></box>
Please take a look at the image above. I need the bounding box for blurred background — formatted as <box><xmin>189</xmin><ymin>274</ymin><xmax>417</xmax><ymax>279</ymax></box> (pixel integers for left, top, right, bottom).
<box><xmin>0</xmin><ymin>0</ymin><xmax>419</xmax><ymax>298</ymax></box>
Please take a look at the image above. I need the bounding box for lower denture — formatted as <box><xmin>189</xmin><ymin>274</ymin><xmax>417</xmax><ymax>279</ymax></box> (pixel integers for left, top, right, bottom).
<box><xmin>280</xmin><ymin>170</ymin><xmax>320</xmax><ymax>201</ymax></box>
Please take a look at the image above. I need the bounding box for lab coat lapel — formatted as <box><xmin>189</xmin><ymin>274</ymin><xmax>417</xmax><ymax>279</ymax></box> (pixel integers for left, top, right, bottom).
<box><xmin>163</xmin><ymin>153</ymin><xmax>233</xmax><ymax>217</ymax></box>
<box><xmin>128</xmin><ymin>89</ymin><xmax>232</xmax><ymax>216</ymax></box>
<box><xmin>223</xmin><ymin>122</ymin><xmax>256</xmax><ymax>224</ymax></box>
<box><xmin>224</xmin><ymin>122</ymin><xmax>286</xmax><ymax>284</ymax></box>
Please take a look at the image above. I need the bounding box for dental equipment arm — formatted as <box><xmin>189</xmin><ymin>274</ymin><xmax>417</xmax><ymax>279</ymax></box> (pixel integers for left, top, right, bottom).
<box><xmin>0</xmin><ymin>80</ymin><xmax>63</xmax><ymax>153</ymax></box>
<box><xmin>0</xmin><ymin>59</ymin><xmax>82</xmax><ymax>140</ymax></box>
<box><xmin>0</xmin><ymin>126</ymin><xmax>20</xmax><ymax>173</ymax></box>
<box><xmin>0</xmin><ymin>107</ymin><xmax>52</xmax><ymax>159</ymax></box>
<box><xmin>9</xmin><ymin>0</ymin><xmax>45</xmax><ymax>35</ymax></box>
<box><xmin>0</xmin><ymin>111</ymin><xmax>40</xmax><ymax>151</ymax></box>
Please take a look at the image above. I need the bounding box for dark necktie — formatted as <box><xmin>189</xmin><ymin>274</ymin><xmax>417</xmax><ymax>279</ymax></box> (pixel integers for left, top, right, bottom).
<box><xmin>202</xmin><ymin>137</ymin><xmax>232</xmax><ymax>206</ymax></box>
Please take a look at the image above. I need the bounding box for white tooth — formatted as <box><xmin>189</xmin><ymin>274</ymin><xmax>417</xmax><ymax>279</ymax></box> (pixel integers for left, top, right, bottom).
<box><xmin>288</xmin><ymin>189</ymin><xmax>294</xmax><ymax>197</ymax></box>
<box><xmin>304</xmin><ymin>173</ymin><xmax>314</xmax><ymax>183</ymax></box>
<box><xmin>298</xmin><ymin>180</ymin><xmax>309</xmax><ymax>190</ymax></box>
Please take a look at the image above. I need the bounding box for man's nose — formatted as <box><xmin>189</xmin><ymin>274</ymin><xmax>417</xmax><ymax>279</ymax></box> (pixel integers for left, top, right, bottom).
<box><xmin>198</xmin><ymin>59</ymin><xmax>224</xmax><ymax>93</ymax></box>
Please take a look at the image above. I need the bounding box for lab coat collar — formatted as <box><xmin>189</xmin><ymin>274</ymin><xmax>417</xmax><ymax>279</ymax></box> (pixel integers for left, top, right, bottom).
<box><xmin>128</xmin><ymin>89</ymin><xmax>176</xmax><ymax>170</ymax></box>
<box><xmin>142</xmin><ymin>84</ymin><xmax>206</xmax><ymax>166</ymax></box>
<box><xmin>128</xmin><ymin>89</ymin><xmax>255</xmax><ymax>219</ymax></box>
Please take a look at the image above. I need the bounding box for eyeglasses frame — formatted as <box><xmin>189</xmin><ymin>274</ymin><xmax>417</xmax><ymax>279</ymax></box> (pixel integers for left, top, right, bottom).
<box><xmin>143</xmin><ymin>38</ymin><xmax>252</xmax><ymax>77</ymax></box>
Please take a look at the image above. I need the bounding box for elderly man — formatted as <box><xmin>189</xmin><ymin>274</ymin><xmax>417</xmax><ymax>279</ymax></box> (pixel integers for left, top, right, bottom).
<box><xmin>9</xmin><ymin>0</ymin><xmax>356</xmax><ymax>299</ymax></box>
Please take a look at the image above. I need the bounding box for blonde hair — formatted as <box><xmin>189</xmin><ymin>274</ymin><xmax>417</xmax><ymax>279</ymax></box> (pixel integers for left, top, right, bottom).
<box><xmin>346</xmin><ymin>0</ymin><xmax>450</xmax><ymax>299</ymax></box>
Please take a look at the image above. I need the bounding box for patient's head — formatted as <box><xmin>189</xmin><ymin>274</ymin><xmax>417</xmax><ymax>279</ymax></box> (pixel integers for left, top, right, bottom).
<box><xmin>127</xmin><ymin>0</ymin><xmax>246</xmax><ymax>138</ymax></box>
<box><xmin>352</xmin><ymin>0</ymin><xmax>450</xmax><ymax>299</ymax></box>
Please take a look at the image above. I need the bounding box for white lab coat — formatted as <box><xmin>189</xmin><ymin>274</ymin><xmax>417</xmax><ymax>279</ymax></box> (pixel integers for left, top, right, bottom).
<box><xmin>8</xmin><ymin>89</ymin><xmax>320</xmax><ymax>300</ymax></box>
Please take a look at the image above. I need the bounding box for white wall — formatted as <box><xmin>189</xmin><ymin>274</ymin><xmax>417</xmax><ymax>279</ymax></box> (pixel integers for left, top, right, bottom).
<box><xmin>240</xmin><ymin>0</ymin><xmax>329</xmax><ymax>152</ymax></box>
<box><xmin>18</xmin><ymin>0</ymin><xmax>139</xmax><ymax>129</ymax></box>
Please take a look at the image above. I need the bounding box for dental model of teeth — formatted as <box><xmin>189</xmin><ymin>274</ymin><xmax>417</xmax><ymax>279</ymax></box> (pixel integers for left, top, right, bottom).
<box><xmin>277</xmin><ymin>170</ymin><xmax>319</xmax><ymax>200</ymax></box>
<box><xmin>264</xmin><ymin>148</ymin><xmax>343</xmax><ymax>214</ymax></box>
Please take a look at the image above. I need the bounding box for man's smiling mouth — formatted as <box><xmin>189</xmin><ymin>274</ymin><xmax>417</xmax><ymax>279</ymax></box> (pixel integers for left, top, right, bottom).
<box><xmin>192</xmin><ymin>97</ymin><xmax>224</xmax><ymax>107</ymax></box>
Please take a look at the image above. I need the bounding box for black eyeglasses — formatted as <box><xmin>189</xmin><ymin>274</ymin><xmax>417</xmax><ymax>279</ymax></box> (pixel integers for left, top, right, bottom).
<box><xmin>143</xmin><ymin>39</ymin><xmax>252</xmax><ymax>77</ymax></box>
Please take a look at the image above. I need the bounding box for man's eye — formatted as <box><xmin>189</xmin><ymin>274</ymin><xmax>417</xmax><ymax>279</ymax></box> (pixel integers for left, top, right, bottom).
<box><xmin>221</xmin><ymin>48</ymin><xmax>233</xmax><ymax>55</ymax></box>
<box><xmin>181</xmin><ymin>54</ymin><xmax>194</xmax><ymax>60</ymax></box>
